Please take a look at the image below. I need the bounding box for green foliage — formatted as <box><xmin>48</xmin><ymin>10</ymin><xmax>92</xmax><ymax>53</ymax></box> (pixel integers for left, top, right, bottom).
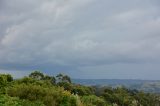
<box><xmin>57</xmin><ymin>82</ymin><xmax>73</xmax><ymax>91</ymax></box>
<box><xmin>60</xmin><ymin>92</ymin><xmax>78</xmax><ymax>106</ymax></box>
<box><xmin>7</xmin><ymin>83</ymin><xmax>78</xmax><ymax>106</ymax></box>
<box><xmin>0</xmin><ymin>74</ymin><xmax>13</xmax><ymax>85</ymax></box>
<box><xmin>56</xmin><ymin>73</ymin><xmax>71</xmax><ymax>83</ymax></box>
<box><xmin>28</xmin><ymin>71</ymin><xmax>56</xmax><ymax>85</ymax></box>
<box><xmin>0</xmin><ymin>95</ymin><xmax>44</xmax><ymax>106</ymax></box>
<box><xmin>71</xmin><ymin>85</ymin><xmax>94</xmax><ymax>96</ymax></box>
<box><xmin>29</xmin><ymin>71</ymin><xmax>44</xmax><ymax>80</ymax></box>
<box><xmin>62</xmin><ymin>75</ymin><xmax>71</xmax><ymax>83</ymax></box>
<box><xmin>0</xmin><ymin>74</ymin><xmax>13</xmax><ymax>94</ymax></box>
<box><xmin>133</xmin><ymin>91</ymin><xmax>160</xmax><ymax>106</ymax></box>
<box><xmin>43</xmin><ymin>75</ymin><xmax>56</xmax><ymax>85</ymax></box>
<box><xmin>0</xmin><ymin>71</ymin><xmax>160</xmax><ymax>106</ymax></box>
<box><xmin>101</xmin><ymin>86</ymin><xmax>160</xmax><ymax>106</ymax></box>
<box><xmin>13</xmin><ymin>77</ymin><xmax>53</xmax><ymax>87</ymax></box>
<box><xmin>81</xmin><ymin>95</ymin><xmax>106</xmax><ymax>106</ymax></box>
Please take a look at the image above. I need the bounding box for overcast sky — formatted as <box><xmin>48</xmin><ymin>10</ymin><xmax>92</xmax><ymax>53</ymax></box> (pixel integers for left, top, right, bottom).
<box><xmin>0</xmin><ymin>0</ymin><xmax>160</xmax><ymax>79</ymax></box>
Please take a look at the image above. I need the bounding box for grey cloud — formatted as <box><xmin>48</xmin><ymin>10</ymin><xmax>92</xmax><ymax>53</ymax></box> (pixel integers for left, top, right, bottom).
<box><xmin>0</xmin><ymin>0</ymin><xmax>160</xmax><ymax>79</ymax></box>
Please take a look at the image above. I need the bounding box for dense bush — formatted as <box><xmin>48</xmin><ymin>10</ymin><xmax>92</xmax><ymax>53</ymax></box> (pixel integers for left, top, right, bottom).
<box><xmin>81</xmin><ymin>95</ymin><xmax>106</xmax><ymax>106</ymax></box>
<box><xmin>7</xmin><ymin>83</ymin><xmax>78</xmax><ymax>106</ymax></box>
<box><xmin>0</xmin><ymin>95</ymin><xmax>44</xmax><ymax>106</ymax></box>
<box><xmin>71</xmin><ymin>85</ymin><xmax>95</xmax><ymax>96</ymax></box>
<box><xmin>57</xmin><ymin>82</ymin><xmax>73</xmax><ymax>91</ymax></box>
<box><xmin>0</xmin><ymin>74</ymin><xmax>13</xmax><ymax>94</ymax></box>
<box><xmin>101</xmin><ymin>87</ymin><xmax>160</xmax><ymax>106</ymax></box>
<box><xmin>0</xmin><ymin>72</ymin><xmax>160</xmax><ymax>106</ymax></box>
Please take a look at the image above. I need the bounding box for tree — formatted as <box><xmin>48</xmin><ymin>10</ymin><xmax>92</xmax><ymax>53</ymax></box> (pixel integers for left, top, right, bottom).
<box><xmin>56</xmin><ymin>73</ymin><xmax>71</xmax><ymax>83</ymax></box>
<box><xmin>57</xmin><ymin>82</ymin><xmax>73</xmax><ymax>91</ymax></box>
<box><xmin>71</xmin><ymin>85</ymin><xmax>94</xmax><ymax>96</ymax></box>
<box><xmin>29</xmin><ymin>71</ymin><xmax>44</xmax><ymax>80</ymax></box>
<box><xmin>43</xmin><ymin>75</ymin><xmax>56</xmax><ymax>85</ymax></box>
<box><xmin>5</xmin><ymin>74</ymin><xmax>13</xmax><ymax>82</ymax></box>
<box><xmin>81</xmin><ymin>95</ymin><xmax>106</xmax><ymax>106</ymax></box>
<box><xmin>0</xmin><ymin>74</ymin><xmax>13</xmax><ymax>94</ymax></box>
<box><xmin>56</xmin><ymin>73</ymin><xmax>63</xmax><ymax>82</ymax></box>
<box><xmin>0</xmin><ymin>74</ymin><xmax>13</xmax><ymax>82</ymax></box>
<box><xmin>62</xmin><ymin>75</ymin><xmax>71</xmax><ymax>83</ymax></box>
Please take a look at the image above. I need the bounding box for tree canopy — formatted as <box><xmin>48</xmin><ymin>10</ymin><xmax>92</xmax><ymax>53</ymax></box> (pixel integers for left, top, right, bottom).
<box><xmin>0</xmin><ymin>71</ymin><xmax>160</xmax><ymax>106</ymax></box>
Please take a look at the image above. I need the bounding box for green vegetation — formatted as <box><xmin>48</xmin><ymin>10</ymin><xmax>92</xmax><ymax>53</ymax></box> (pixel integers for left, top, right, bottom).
<box><xmin>129</xmin><ymin>82</ymin><xmax>160</xmax><ymax>93</ymax></box>
<box><xmin>0</xmin><ymin>71</ymin><xmax>160</xmax><ymax>106</ymax></box>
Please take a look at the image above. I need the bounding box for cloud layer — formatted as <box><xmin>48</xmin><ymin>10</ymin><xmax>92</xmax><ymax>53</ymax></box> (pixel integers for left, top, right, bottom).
<box><xmin>0</xmin><ymin>0</ymin><xmax>160</xmax><ymax>79</ymax></box>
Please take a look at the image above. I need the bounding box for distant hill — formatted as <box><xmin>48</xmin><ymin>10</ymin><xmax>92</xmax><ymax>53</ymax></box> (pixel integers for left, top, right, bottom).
<box><xmin>72</xmin><ymin>79</ymin><xmax>160</xmax><ymax>93</ymax></box>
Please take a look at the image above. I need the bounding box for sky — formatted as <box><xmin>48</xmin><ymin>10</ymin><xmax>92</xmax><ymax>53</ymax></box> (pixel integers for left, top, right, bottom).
<box><xmin>0</xmin><ymin>0</ymin><xmax>160</xmax><ymax>79</ymax></box>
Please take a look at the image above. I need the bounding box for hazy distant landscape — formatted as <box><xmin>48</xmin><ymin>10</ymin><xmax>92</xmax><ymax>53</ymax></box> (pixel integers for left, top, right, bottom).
<box><xmin>73</xmin><ymin>79</ymin><xmax>160</xmax><ymax>93</ymax></box>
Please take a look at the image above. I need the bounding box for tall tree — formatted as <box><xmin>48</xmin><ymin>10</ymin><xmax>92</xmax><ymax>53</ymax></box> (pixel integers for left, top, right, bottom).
<box><xmin>56</xmin><ymin>73</ymin><xmax>71</xmax><ymax>83</ymax></box>
<box><xmin>43</xmin><ymin>75</ymin><xmax>56</xmax><ymax>84</ymax></box>
<box><xmin>62</xmin><ymin>75</ymin><xmax>71</xmax><ymax>83</ymax></box>
<box><xmin>29</xmin><ymin>71</ymin><xmax>44</xmax><ymax>80</ymax></box>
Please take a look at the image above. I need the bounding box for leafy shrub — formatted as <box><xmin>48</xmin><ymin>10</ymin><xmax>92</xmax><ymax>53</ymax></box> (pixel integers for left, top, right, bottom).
<box><xmin>81</xmin><ymin>95</ymin><xmax>106</xmax><ymax>106</ymax></box>
<box><xmin>71</xmin><ymin>85</ymin><xmax>94</xmax><ymax>96</ymax></box>
<box><xmin>7</xmin><ymin>83</ymin><xmax>78</xmax><ymax>106</ymax></box>
<box><xmin>13</xmin><ymin>77</ymin><xmax>53</xmax><ymax>87</ymax></box>
<box><xmin>0</xmin><ymin>74</ymin><xmax>13</xmax><ymax>94</ymax></box>
<box><xmin>57</xmin><ymin>82</ymin><xmax>73</xmax><ymax>91</ymax></box>
<box><xmin>0</xmin><ymin>95</ymin><xmax>44</xmax><ymax>106</ymax></box>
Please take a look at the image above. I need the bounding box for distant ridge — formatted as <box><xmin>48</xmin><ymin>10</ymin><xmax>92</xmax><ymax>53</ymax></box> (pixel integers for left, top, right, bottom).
<box><xmin>72</xmin><ymin>79</ymin><xmax>160</xmax><ymax>93</ymax></box>
<box><xmin>72</xmin><ymin>79</ymin><xmax>160</xmax><ymax>86</ymax></box>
